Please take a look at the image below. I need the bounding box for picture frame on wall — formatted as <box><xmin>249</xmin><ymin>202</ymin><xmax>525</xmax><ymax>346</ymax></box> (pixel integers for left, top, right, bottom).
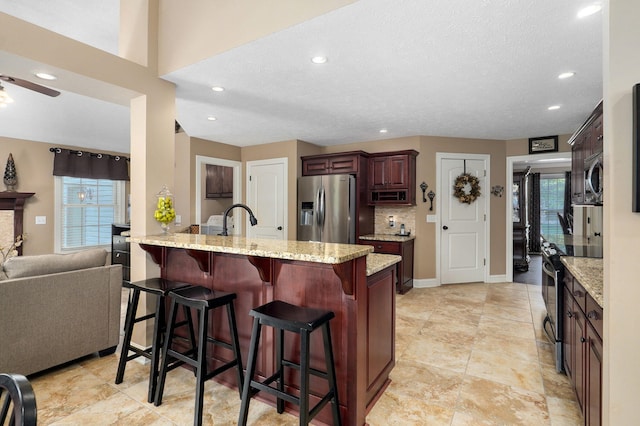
<box><xmin>528</xmin><ymin>135</ymin><xmax>559</xmax><ymax>154</ymax></box>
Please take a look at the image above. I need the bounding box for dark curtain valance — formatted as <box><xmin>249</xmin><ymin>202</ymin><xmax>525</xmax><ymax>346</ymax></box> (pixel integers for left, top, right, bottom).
<box><xmin>50</xmin><ymin>148</ymin><xmax>129</xmax><ymax>181</ymax></box>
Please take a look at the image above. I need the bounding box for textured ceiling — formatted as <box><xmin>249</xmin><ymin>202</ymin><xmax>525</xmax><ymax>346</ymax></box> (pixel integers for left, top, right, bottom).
<box><xmin>0</xmin><ymin>0</ymin><xmax>603</xmax><ymax>153</ymax></box>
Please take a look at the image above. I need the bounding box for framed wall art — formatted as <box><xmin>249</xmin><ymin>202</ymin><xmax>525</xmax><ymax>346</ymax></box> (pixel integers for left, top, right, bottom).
<box><xmin>528</xmin><ymin>135</ymin><xmax>559</xmax><ymax>154</ymax></box>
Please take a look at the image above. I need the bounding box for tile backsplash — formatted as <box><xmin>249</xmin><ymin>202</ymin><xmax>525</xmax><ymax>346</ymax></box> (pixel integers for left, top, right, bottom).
<box><xmin>374</xmin><ymin>206</ymin><xmax>416</xmax><ymax>235</ymax></box>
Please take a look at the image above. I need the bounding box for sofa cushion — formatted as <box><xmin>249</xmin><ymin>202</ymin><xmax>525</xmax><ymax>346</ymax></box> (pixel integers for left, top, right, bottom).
<box><xmin>2</xmin><ymin>248</ymin><xmax>108</xmax><ymax>279</ymax></box>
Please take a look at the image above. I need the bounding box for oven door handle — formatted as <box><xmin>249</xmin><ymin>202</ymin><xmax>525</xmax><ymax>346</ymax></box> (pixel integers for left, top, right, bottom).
<box><xmin>542</xmin><ymin>260</ymin><xmax>558</xmax><ymax>280</ymax></box>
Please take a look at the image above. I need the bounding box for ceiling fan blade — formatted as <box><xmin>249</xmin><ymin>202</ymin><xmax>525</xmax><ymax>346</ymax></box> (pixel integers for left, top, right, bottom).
<box><xmin>0</xmin><ymin>75</ymin><xmax>60</xmax><ymax>97</ymax></box>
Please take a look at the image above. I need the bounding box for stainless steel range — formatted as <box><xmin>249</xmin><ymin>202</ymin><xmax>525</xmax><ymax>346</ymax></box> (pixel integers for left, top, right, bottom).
<box><xmin>541</xmin><ymin>241</ymin><xmax>564</xmax><ymax>373</ymax></box>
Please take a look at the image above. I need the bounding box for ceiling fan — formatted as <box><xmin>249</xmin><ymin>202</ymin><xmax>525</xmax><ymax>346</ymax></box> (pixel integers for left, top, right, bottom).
<box><xmin>0</xmin><ymin>74</ymin><xmax>60</xmax><ymax>97</ymax></box>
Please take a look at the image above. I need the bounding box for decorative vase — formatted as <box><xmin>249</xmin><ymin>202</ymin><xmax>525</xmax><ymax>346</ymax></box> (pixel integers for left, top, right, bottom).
<box><xmin>154</xmin><ymin>185</ymin><xmax>176</xmax><ymax>234</ymax></box>
<box><xmin>3</xmin><ymin>153</ymin><xmax>17</xmax><ymax>191</ymax></box>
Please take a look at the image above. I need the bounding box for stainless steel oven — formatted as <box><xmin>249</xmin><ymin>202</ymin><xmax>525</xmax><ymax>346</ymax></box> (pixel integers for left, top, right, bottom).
<box><xmin>541</xmin><ymin>242</ymin><xmax>564</xmax><ymax>373</ymax></box>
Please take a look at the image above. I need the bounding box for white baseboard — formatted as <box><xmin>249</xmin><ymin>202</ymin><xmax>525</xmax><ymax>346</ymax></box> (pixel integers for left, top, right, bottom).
<box><xmin>487</xmin><ymin>274</ymin><xmax>507</xmax><ymax>283</ymax></box>
<box><xmin>413</xmin><ymin>278</ymin><xmax>439</xmax><ymax>288</ymax></box>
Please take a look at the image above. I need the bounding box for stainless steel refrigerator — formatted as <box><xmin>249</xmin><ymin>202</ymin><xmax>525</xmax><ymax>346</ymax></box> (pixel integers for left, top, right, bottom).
<box><xmin>297</xmin><ymin>174</ymin><xmax>356</xmax><ymax>244</ymax></box>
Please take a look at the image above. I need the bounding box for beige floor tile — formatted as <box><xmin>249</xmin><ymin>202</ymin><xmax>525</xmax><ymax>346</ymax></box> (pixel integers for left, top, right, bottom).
<box><xmin>366</xmin><ymin>391</ymin><xmax>455</xmax><ymax>426</ymax></box>
<box><xmin>454</xmin><ymin>376</ymin><xmax>550</xmax><ymax>425</ymax></box>
<box><xmin>466</xmin><ymin>345</ymin><xmax>545</xmax><ymax>394</ymax></box>
<box><xmin>546</xmin><ymin>396</ymin><xmax>582</xmax><ymax>426</ymax></box>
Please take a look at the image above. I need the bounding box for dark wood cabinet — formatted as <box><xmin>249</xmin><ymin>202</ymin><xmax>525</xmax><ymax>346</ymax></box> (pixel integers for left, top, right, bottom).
<box><xmin>367</xmin><ymin>150</ymin><xmax>418</xmax><ymax>206</ymax></box>
<box><xmin>569</xmin><ymin>101</ymin><xmax>603</xmax><ymax>205</ymax></box>
<box><xmin>513</xmin><ymin>171</ymin><xmax>529</xmax><ymax>271</ymax></box>
<box><xmin>301</xmin><ymin>151</ymin><xmax>365</xmax><ymax>176</ymax></box>
<box><xmin>111</xmin><ymin>223</ymin><xmax>130</xmax><ymax>284</ymax></box>
<box><xmin>206</xmin><ymin>164</ymin><xmax>233</xmax><ymax>198</ymax></box>
<box><xmin>562</xmin><ymin>268</ymin><xmax>603</xmax><ymax>425</ymax></box>
<box><xmin>359</xmin><ymin>238</ymin><xmax>414</xmax><ymax>294</ymax></box>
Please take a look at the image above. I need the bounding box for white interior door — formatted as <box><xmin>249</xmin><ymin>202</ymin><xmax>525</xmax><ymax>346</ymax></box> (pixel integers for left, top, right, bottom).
<box><xmin>246</xmin><ymin>158</ymin><xmax>287</xmax><ymax>240</ymax></box>
<box><xmin>439</xmin><ymin>155</ymin><xmax>488</xmax><ymax>284</ymax></box>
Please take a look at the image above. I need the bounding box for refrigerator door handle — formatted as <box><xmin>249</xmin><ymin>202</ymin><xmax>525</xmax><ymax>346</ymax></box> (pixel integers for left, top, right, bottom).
<box><xmin>318</xmin><ymin>187</ymin><xmax>326</xmax><ymax>228</ymax></box>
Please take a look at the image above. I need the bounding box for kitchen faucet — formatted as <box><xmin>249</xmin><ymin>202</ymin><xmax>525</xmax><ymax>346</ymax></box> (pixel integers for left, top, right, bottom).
<box><xmin>220</xmin><ymin>204</ymin><xmax>258</xmax><ymax>236</ymax></box>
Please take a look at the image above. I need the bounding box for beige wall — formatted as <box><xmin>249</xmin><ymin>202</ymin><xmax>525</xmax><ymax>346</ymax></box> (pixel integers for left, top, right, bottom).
<box><xmin>158</xmin><ymin>0</ymin><xmax>357</xmax><ymax>74</ymax></box>
<box><xmin>603</xmin><ymin>0</ymin><xmax>640</xmax><ymax>422</ymax></box>
<box><xmin>0</xmin><ymin>137</ymin><xmax>129</xmax><ymax>256</ymax></box>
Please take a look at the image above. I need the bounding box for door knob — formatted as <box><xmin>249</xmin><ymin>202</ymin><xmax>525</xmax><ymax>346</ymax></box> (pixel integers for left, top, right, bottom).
<box><xmin>277</xmin><ymin>226</ymin><xmax>283</xmax><ymax>230</ymax></box>
<box><xmin>443</xmin><ymin>225</ymin><xmax>448</xmax><ymax>230</ymax></box>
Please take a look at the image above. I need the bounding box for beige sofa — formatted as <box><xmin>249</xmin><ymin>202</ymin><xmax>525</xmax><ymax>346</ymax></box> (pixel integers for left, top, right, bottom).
<box><xmin>0</xmin><ymin>249</ymin><xmax>122</xmax><ymax>376</ymax></box>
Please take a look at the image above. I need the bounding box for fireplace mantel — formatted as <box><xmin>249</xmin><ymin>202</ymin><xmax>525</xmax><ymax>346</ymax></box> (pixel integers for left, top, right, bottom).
<box><xmin>0</xmin><ymin>192</ymin><xmax>34</xmax><ymax>256</ymax></box>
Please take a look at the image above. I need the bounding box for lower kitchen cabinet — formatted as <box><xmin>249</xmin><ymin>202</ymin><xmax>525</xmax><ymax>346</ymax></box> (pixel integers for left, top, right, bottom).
<box><xmin>111</xmin><ymin>223</ymin><xmax>130</xmax><ymax>284</ymax></box>
<box><xmin>563</xmin><ymin>268</ymin><xmax>603</xmax><ymax>426</ymax></box>
<box><xmin>359</xmin><ymin>237</ymin><xmax>414</xmax><ymax>294</ymax></box>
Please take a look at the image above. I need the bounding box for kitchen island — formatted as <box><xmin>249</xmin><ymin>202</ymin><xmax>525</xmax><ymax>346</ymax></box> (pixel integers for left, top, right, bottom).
<box><xmin>129</xmin><ymin>233</ymin><xmax>399</xmax><ymax>425</ymax></box>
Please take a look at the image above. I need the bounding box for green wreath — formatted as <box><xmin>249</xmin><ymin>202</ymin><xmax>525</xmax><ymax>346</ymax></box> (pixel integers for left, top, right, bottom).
<box><xmin>453</xmin><ymin>173</ymin><xmax>481</xmax><ymax>204</ymax></box>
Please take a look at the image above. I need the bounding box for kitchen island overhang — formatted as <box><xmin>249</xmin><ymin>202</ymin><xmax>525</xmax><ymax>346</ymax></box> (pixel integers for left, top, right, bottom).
<box><xmin>129</xmin><ymin>233</ymin><xmax>399</xmax><ymax>426</ymax></box>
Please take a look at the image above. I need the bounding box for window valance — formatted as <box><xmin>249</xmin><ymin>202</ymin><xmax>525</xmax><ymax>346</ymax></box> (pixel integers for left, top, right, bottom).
<box><xmin>50</xmin><ymin>148</ymin><xmax>129</xmax><ymax>181</ymax></box>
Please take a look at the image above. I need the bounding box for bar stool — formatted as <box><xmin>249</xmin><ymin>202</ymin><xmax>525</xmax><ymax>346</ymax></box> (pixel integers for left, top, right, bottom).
<box><xmin>154</xmin><ymin>285</ymin><xmax>244</xmax><ymax>426</ymax></box>
<box><xmin>238</xmin><ymin>300</ymin><xmax>341</xmax><ymax>426</ymax></box>
<box><xmin>115</xmin><ymin>277</ymin><xmax>194</xmax><ymax>403</ymax></box>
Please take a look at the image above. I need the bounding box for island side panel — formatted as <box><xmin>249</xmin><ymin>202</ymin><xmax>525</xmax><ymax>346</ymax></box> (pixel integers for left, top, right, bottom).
<box><xmin>270</xmin><ymin>256</ymin><xmax>369</xmax><ymax>426</ymax></box>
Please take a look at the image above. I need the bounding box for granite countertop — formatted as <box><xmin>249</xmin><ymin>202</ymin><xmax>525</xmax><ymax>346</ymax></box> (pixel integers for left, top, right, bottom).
<box><xmin>129</xmin><ymin>233</ymin><xmax>373</xmax><ymax>264</ymax></box>
<box><xmin>366</xmin><ymin>253</ymin><xmax>401</xmax><ymax>276</ymax></box>
<box><xmin>359</xmin><ymin>233</ymin><xmax>416</xmax><ymax>242</ymax></box>
<box><xmin>561</xmin><ymin>256</ymin><xmax>603</xmax><ymax>307</ymax></box>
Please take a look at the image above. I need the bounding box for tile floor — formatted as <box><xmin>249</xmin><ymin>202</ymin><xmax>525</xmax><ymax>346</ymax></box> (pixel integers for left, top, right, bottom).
<box><xmin>28</xmin><ymin>282</ymin><xmax>583</xmax><ymax>425</ymax></box>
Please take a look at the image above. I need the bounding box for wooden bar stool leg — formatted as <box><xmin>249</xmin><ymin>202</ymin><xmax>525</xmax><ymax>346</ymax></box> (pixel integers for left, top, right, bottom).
<box><xmin>226</xmin><ymin>302</ymin><xmax>244</xmax><ymax>396</ymax></box>
<box><xmin>299</xmin><ymin>329</ymin><xmax>310</xmax><ymax>426</ymax></box>
<box><xmin>115</xmin><ymin>288</ymin><xmax>140</xmax><ymax>385</ymax></box>
<box><xmin>323</xmin><ymin>324</ymin><xmax>342</xmax><ymax>426</ymax></box>
<box><xmin>238</xmin><ymin>318</ymin><xmax>262</xmax><ymax>426</ymax></box>
<box><xmin>154</xmin><ymin>298</ymin><xmax>179</xmax><ymax>407</ymax></box>
<box><xmin>276</xmin><ymin>328</ymin><xmax>285</xmax><ymax>414</ymax></box>
<box><xmin>148</xmin><ymin>294</ymin><xmax>165</xmax><ymax>403</ymax></box>
<box><xmin>194</xmin><ymin>306</ymin><xmax>208</xmax><ymax>426</ymax></box>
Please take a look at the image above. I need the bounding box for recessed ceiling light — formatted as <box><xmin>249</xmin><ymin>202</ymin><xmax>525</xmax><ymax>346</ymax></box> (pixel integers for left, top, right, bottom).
<box><xmin>211</xmin><ymin>86</ymin><xmax>224</xmax><ymax>92</ymax></box>
<box><xmin>379</xmin><ymin>129</ymin><xmax>388</xmax><ymax>133</ymax></box>
<box><xmin>548</xmin><ymin>105</ymin><xmax>561</xmax><ymax>110</ymax></box>
<box><xmin>207</xmin><ymin>116</ymin><xmax>217</xmax><ymax>121</ymax></box>
<box><xmin>577</xmin><ymin>4</ymin><xmax>602</xmax><ymax>18</ymax></box>
<box><xmin>311</xmin><ymin>56</ymin><xmax>328</xmax><ymax>64</ymax></box>
<box><xmin>558</xmin><ymin>72</ymin><xmax>576</xmax><ymax>79</ymax></box>
<box><xmin>35</xmin><ymin>72</ymin><xmax>57</xmax><ymax>80</ymax></box>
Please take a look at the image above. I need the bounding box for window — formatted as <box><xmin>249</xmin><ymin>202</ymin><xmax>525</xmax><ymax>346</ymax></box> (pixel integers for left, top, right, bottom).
<box><xmin>539</xmin><ymin>174</ymin><xmax>566</xmax><ymax>239</ymax></box>
<box><xmin>55</xmin><ymin>176</ymin><xmax>125</xmax><ymax>252</ymax></box>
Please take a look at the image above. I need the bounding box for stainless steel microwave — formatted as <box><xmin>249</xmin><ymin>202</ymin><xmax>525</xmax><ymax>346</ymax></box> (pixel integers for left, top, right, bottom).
<box><xmin>584</xmin><ymin>151</ymin><xmax>603</xmax><ymax>204</ymax></box>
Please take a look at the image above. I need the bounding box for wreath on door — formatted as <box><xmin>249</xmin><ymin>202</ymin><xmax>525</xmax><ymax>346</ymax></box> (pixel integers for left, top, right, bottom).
<box><xmin>453</xmin><ymin>173</ymin><xmax>481</xmax><ymax>204</ymax></box>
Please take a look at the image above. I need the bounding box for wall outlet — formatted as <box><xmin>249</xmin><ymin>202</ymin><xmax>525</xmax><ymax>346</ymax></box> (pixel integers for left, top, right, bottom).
<box><xmin>175</xmin><ymin>215</ymin><xmax>182</xmax><ymax>225</ymax></box>
<box><xmin>35</xmin><ymin>216</ymin><xmax>46</xmax><ymax>224</ymax></box>
<box><xmin>426</xmin><ymin>215</ymin><xmax>436</xmax><ymax>223</ymax></box>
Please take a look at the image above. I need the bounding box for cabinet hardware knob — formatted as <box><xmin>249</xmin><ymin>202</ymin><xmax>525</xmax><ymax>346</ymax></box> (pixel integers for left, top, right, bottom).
<box><xmin>580</xmin><ymin>337</ymin><xmax>586</xmax><ymax>343</ymax></box>
<box><xmin>567</xmin><ymin>312</ymin><xmax>573</xmax><ymax>318</ymax></box>
<box><xmin>574</xmin><ymin>290</ymin><xmax>584</xmax><ymax>297</ymax></box>
<box><xmin>115</xmin><ymin>253</ymin><xmax>120</xmax><ymax>258</ymax></box>
<box><xmin>587</xmin><ymin>310</ymin><xmax>599</xmax><ymax>320</ymax></box>
<box><xmin>376</xmin><ymin>245</ymin><xmax>382</xmax><ymax>249</ymax></box>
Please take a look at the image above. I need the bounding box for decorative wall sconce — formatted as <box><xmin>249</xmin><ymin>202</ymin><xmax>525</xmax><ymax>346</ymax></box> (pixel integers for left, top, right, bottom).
<box><xmin>427</xmin><ymin>190</ymin><xmax>435</xmax><ymax>211</ymax></box>
<box><xmin>78</xmin><ymin>187</ymin><xmax>93</xmax><ymax>202</ymax></box>
<box><xmin>491</xmin><ymin>185</ymin><xmax>504</xmax><ymax>197</ymax></box>
<box><xmin>419</xmin><ymin>182</ymin><xmax>428</xmax><ymax>202</ymax></box>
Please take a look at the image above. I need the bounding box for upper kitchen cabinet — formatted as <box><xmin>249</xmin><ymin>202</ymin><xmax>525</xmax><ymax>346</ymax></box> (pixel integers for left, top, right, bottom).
<box><xmin>367</xmin><ymin>150</ymin><xmax>418</xmax><ymax>206</ymax></box>
<box><xmin>206</xmin><ymin>164</ymin><xmax>233</xmax><ymax>198</ymax></box>
<box><xmin>568</xmin><ymin>101</ymin><xmax>603</xmax><ymax>205</ymax></box>
<box><xmin>301</xmin><ymin>151</ymin><xmax>368</xmax><ymax>176</ymax></box>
